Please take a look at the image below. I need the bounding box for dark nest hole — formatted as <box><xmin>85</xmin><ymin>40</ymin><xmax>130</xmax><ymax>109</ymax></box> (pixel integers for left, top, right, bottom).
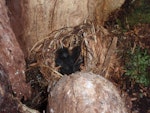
<box><xmin>55</xmin><ymin>46</ymin><xmax>83</xmax><ymax>75</ymax></box>
<box><xmin>23</xmin><ymin>45</ymin><xmax>83</xmax><ymax>112</ymax></box>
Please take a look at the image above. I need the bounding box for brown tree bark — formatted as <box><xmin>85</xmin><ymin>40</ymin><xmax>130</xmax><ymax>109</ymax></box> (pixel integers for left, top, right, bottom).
<box><xmin>0</xmin><ymin>0</ymin><xmax>31</xmax><ymax>99</ymax></box>
<box><xmin>0</xmin><ymin>64</ymin><xmax>39</xmax><ymax>113</ymax></box>
<box><xmin>7</xmin><ymin>0</ymin><xmax>125</xmax><ymax>56</ymax></box>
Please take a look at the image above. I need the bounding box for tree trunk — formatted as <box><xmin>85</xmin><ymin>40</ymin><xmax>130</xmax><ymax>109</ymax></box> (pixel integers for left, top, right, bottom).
<box><xmin>7</xmin><ymin>0</ymin><xmax>125</xmax><ymax>57</ymax></box>
<box><xmin>0</xmin><ymin>0</ymin><xmax>31</xmax><ymax>100</ymax></box>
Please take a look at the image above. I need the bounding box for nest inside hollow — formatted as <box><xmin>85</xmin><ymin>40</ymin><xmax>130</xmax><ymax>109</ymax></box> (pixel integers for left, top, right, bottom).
<box><xmin>29</xmin><ymin>22</ymin><xmax>117</xmax><ymax>81</ymax></box>
<box><xmin>25</xmin><ymin>21</ymin><xmax>121</xmax><ymax>111</ymax></box>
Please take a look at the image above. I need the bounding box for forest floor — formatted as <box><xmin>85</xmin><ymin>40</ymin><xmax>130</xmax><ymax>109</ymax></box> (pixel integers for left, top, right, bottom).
<box><xmin>104</xmin><ymin>1</ymin><xmax>150</xmax><ymax>112</ymax></box>
<box><xmin>106</xmin><ymin>23</ymin><xmax>150</xmax><ymax>113</ymax></box>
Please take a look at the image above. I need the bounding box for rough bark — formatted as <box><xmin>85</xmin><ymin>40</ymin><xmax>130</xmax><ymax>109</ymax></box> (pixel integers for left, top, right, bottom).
<box><xmin>48</xmin><ymin>72</ymin><xmax>128</xmax><ymax>113</ymax></box>
<box><xmin>7</xmin><ymin>0</ymin><xmax>125</xmax><ymax>56</ymax></box>
<box><xmin>0</xmin><ymin>0</ymin><xmax>31</xmax><ymax>99</ymax></box>
<box><xmin>0</xmin><ymin>64</ymin><xmax>39</xmax><ymax>113</ymax></box>
<box><xmin>0</xmin><ymin>64</ymin><xmax>18</xmax><ymax>113</ymax></box>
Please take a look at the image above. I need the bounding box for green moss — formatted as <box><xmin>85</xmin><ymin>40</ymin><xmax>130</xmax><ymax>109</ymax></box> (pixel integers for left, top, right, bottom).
<box><xmin>125</xmin><ymin>47</ymin><xmax>150</xmax><ymax>86</ymax></box>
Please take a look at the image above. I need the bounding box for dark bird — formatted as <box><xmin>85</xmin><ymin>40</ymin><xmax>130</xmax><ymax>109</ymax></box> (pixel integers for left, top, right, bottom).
<box><xmin>55</xmin><ymin>46</ymin><xmax>83</xmax><ymax>75</ymax></box>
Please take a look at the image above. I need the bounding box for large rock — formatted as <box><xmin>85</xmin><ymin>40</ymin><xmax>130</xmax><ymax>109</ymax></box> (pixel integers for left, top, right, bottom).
<box><xmin>48</xmin><ymin>72</ymin><xmax>128</xmax><ymax>113</ymax></box>
<box><xmin>0</xmin><ymin>0</ymin><xmax>31</xmax><ymax>99</ymax></box>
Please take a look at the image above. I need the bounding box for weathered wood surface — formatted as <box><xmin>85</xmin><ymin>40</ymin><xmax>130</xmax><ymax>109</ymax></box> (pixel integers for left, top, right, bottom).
<box><xmin>7</xmin><ymin>0</ymin><xmax>125</xmax><ymax>56</ymax></box>
<box><xmin>0</xmin><ymin>64</ymin><xmax>18</xmax><ymax>113</ymax></box>
<box><xmin>0</xmin><ymin>0</ymin><xmax>31</xmax><ymax>99</ymax></box>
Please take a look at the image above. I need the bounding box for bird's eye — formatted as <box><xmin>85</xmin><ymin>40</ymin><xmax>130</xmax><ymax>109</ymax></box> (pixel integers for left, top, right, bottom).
<box><xmin>61</xmin><ymin>52</ymin><xmax>69</xmax><ymax>58</ymax></box>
